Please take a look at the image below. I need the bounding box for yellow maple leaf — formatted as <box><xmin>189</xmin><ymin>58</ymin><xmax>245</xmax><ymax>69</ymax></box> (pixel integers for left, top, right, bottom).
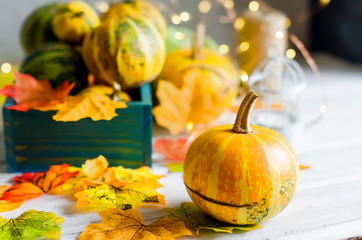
<box><xmin>54</xmin><ymin>156</ymin><xmax>166</xmax><ymax>210</ymax></box>
<box><xmin>74</xmin><ymin>181</ymin><xmax>165</xmax><ymax>210</ymax></box>
<box><xmin>152</xmin><ymin>75</ymin><xmax>194</xmax><ymax>135</ymax></box>
<box><xmin>37</xmin><ymin>86</ymin><xmax>127</xmax><ymax>121</ymax></box>
<box><xmin>153</xmin><ymin>69</ymin><xmax>237</xmax><ymax>135</ymax></box>
<box><xmin>78</xmin><ymin>208</ymin><xmax>192</xmax><ymax>240</ymax></box>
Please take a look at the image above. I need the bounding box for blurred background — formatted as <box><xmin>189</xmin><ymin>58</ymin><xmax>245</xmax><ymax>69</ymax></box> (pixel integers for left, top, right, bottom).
<box><xmin>1</xmin><ymin>0</ymin><xmax>361</xmax><ymax>65</ymax></box>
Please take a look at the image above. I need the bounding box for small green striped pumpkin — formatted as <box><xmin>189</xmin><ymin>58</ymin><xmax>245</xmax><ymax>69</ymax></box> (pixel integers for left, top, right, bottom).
<box><xmin>21</xmin><ymin>3</ymin><xmax>64</xmax><ymax>53</ymax></box>
<box><xmin>82</xmin><ymin>17</ymin><xmax>166</xmax><ymax>89</ymax></box>
<box><xmin>20</xmin><ymin>43</ymin><xmax>88</xmax><ymax>93</ymax></box>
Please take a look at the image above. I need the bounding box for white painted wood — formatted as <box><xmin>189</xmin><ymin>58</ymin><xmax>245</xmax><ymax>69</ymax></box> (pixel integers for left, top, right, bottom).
<box><xmin>0</xmin><ymin>54</ymin><xmax>362</xmax><ymax>239</ymax></box>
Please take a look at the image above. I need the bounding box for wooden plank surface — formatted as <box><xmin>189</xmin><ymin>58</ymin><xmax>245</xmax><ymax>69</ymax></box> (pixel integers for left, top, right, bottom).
<box><xmin>0</xmin><ymin>54</ymin><xmax>362</xmax><ymax>239</ymax></box>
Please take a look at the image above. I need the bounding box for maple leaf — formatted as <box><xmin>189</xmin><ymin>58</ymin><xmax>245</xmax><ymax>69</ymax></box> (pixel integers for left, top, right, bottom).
<box><xmin>152</xmin><ymin>78</ymin><xmax>193</xmax><ymax>135</ymax></box>
<box><xmin>54</xmin><ymin>156</ymin><xmax>166</xmax><ymax>210</ymax></box>
<box><xmin>0</xmin><ymin>209</ymin><xmax>63</xmax><ymax>240</ymax></box>
<box><xmin>74</xmin><ymin>182</ymin><xmax>165</xmax><ymax>211</ymax></box>
<box><xmin>153</xmin><ymin>69</ymin><xmax>237</xmax><ymax>135</ymax></box>
<box><xmin>78</xmin><ymin>208</ymin><xmax>192</xmax><ymax>240</ymax></box>
<box><xmin>0</xmin><ymin>164</ymin><xmax>79</xmax><ymax>212</ymax></box>
<box><xmin>0</xmin><ymin>72</ymin><xmax>74</xmax><ymax>112</ymax></box>
<box><xmin>153</xmin><ymin>138</ymin><xmax>190</xmax><ymax>162</ymax></box>
<box><xmin>165</xmin><ymin>202</ymin><xmax>261</xmax><ymax>236</ymax></box>
<box><xmin>13</xmin><ymin>164</ymin><xmax>79</xmax><ymax>193</ymax></box>
<box><xmin>37</xmin><ymin>88</ymin><xmax>127</xmax><ymax>121</ymax></box>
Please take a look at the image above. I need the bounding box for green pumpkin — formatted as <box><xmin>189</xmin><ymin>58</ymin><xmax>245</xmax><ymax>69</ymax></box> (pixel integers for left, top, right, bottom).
<box><xmin>20</xmin><ymin>3</ymin><xmax>64</xmax><ymax>53</ymax></box>
<box><xmin>20</xmin><ymin>43</ymin><xmax>88</xmax><ymax>93</ymax></box>
<box><xmin>82</xmin><ymin>17</ymin><xmax>166</xmax><ymax>89</ymax></box>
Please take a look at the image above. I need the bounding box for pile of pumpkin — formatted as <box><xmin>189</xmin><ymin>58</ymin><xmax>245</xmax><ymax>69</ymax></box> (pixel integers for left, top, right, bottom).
<box><xmin>20</xmin><ymin>0</ymin><xmax>167</xmax><ymax>95</ymax></box>
<box><xmin>19</xmin><ymin>0</ymin><xmax>239</xmax><ymax>131</ymax></box>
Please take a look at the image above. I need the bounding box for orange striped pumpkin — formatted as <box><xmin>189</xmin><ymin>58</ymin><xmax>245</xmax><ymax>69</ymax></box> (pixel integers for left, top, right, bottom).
<box><xmin>183</xmin><ymin>91</ymin><xmax>300</xmax><ymax>225</ymax></box>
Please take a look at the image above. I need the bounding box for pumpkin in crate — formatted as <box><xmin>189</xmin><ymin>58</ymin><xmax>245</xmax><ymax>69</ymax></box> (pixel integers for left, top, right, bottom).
<box><xmin>52</xmin><ymin>1</ymin><xmax>100</xmax><ymax>44</ymax></box>
<box><xmin>20</xmin><ymin>43</ymin><xmax>88</xmax><ymax>93</ymax></box>
<box><xmin>101</xmin><ymin>0</ymin><xmax>167</xmax><ymax>38</ymax></box>
<box><xmin>183</xmin><ymin>91</ymin><xmax>300</xmax><ymax>225</ymax></box>
<box><xmin>21</xmin><ymin>3</ymin><xmax>65</xmax><ymax>53</ymax></box>
<box><xmin>82</xmin><ymin>16</ymin><xmax>166</xmax><ymax>89</ymax></box>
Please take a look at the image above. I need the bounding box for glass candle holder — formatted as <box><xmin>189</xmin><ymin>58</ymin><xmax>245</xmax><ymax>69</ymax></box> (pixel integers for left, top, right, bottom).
<box><xmin>248</xmin><ymin>55</ymin><xmax>306</xmax><ymax>140</ymax></box>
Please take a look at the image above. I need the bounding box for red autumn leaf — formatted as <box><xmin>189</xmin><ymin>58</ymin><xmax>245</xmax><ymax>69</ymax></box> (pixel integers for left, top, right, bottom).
<box><xmin>153</xmin><ymin>138</ymin><xmax>190</xmax><ymax>162</ymax></box>
<box><xmin>0</xmin><ymin>72</ymin><xmax>74</xmax><ymax>112</ymax></box>
<box><xmin>13</xmin><ymin>164</ymin><xmax>79</xmax><ymax>193</ymax></box>
<box><xmin>0</xmin><ymin>164</ymin><xmax>79</xmax><ymax>212</ymax></box>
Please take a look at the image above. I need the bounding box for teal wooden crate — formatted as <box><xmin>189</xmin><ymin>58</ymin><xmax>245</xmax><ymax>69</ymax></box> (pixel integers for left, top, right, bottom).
<box><xmin>2</xmin><ymin>84</ymin><xmax>152</xmax><ymax>172</ymax></box>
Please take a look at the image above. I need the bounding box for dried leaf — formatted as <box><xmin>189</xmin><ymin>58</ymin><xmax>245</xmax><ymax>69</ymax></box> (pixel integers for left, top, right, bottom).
<box><xmin>153</xmin><ymin>138</ymin><xmax>189</xmax><ymax>162</ymax></box>
<box><xmin>13</xmin><ymin>164</ymin><xmax>79</xmax><ymax>193</ymax></box>
<box><xmin>78</xmin><ymin>208</ymin><xmax>192</xmax><ymax>240</ymax></box>
<box><xmin>0</xmin><ymin>209</ymin><xmax>63</xmax><ymax>240</ymax></box>
<box><xmin>0</xmin><ymin>72</ymin><xmax>73</xmax><ymax>112</ymax></box>
<box><xmin>40</xmin><ymin>91</ymin><xmax>127</xmax><ymax>121</ymax></box>
<box><xmin>165</xmin><ymin>202</ymin><xmax>262</xmax><ymax>236</ymax></box>
<box><xmin>57</xmin><ymin>156</ymin><xmax>166</xmax><ymax>210</ymax></box>
<box><xmin>153</xmin><ymin>78</ymin><xmax>193</xmax><ymax>135</ymax></box>
<box><xmin>0</xmin><ymin>164</ymin><xmax>79</xmax><ymax>212</ymax></box>
<box><xmin>74</xmin><ymin>181</ymin><xmax>165</xmax><ymax>211</ymax></box>
<box><xmin>153</xmin><ymin>69</ymin><xmax>237</xmax><ymax>135</ymax></box>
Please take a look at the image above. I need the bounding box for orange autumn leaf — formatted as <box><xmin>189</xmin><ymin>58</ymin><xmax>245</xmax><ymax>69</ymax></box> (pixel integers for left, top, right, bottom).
<box><xmin>153</xmin><ymin>69</ymin><xmax>237</xmax><ymax>135</ymax></box>
<box><xmin>0</xmin><ymin>164</ymin><xmax>79</xmax><ymax>212</ymax></box>
<box><xmin>0</xmin><ymin>72</ymin><xmax>74</xmax><ymax>112</ymax></box>
<box><xmin>153</xmin><ymin>78</ymin><xmax>193</xmax><ymax>135</ymax></box>
<box><xmin>37</xmin><ymin>89</ymin><xmax>127</xmax><ymax>121</ymax></box>
<box><xmin>13</xmin><ymin>164</ymin><xmax>79</xmax><ymax>193</ymax></box>
<box><xmin>153</xmin><ymin>138</ymin><xmax>189</xmax><ymax>162</ymax></box>
<box><xmin>78</xmin><ymin>208</ymin><xmax>192</xmax><ymax>240</ymax></box>
<box><xmin>56</xmin><ymin>156</ymin><xmax>165</xmax><ymax>210</ymax></box>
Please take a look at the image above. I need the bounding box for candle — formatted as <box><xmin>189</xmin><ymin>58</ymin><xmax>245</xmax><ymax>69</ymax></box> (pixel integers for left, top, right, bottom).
<box><xmin>237</xmin><ymin>8</ymin><xmax>287</xmax><ymax>79</ymax></box>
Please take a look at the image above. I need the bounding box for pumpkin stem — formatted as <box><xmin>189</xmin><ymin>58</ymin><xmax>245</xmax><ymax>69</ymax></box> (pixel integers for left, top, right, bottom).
<box><xmin>192</xmin><ymin>22</ymin><xmax>206</xmax><ymax>60</ymax></box>
<box><xmin>232</xmin><ymin>91</ymin><xmax>259</xmax><ymax>134</ymax></box>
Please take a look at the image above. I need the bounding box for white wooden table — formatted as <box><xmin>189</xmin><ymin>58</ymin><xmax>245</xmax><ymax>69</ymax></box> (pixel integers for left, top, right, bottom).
<box><xmin>1</xmin><ymin>54</ymin><xmax>362</xmax><ymax>239</ymax></box>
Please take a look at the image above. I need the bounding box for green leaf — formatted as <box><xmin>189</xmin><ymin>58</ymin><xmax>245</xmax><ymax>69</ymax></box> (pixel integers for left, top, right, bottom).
<box><xmin>165</xmin><ymin>202</ymin><xmax>261</xmax><ymax>236</ymax></box>
<box><xmin>0</xmin><ymin>209</ymin><xmax>63</xmax><ymax>240</ymax></box>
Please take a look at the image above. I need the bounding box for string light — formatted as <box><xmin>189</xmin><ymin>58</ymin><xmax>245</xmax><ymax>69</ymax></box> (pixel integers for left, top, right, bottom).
<box><xmin>171</xmin><ymin>14</ymin><xmax>182</xmax><ymax>24</ymax></box>
<box><xmin>238</xmin><ymin>42</ymin><xmax>250</xmax><ymax>52</ymax></box>
<box><xmin>240</xmin><ymin>71</ymin><xmax>249</xmax><ymax>82</ymax></box>
<box><xmin>174</xmin><ymin>31</ymin><xmax>185</xmax><ymax>40</ymax></box>
<box><xmin>275</xmin><ymin>31</ymin><xmax>284</xmax><ymax>39</ymax></box>
<box><xmin>180</xmin><ymin>11</ymin><xmax>191</xmax><ymax>22</ymax></box>
<box><xmin>94</xmin><ymin>1</ymin><xmax>109</xmax><ymax>13</ymax></box>
<box><xmin>286</xmin><ymin>49</ymin><xmax>296</xmax><ymax>59</ymax></box>
<box><xmin>320</xmin><ymin>104</ymin><xmax>328</xmax><ymax>113</ymax></box>
<box><xmin>285</xmin><ymin>17</ymin><xmax>292</xmax><ymax>29</ymax></box>
<box><xmin>233</xmin><ymin>17</ymin><xmax>245</xmax><ymax>30</ymax></box>
<box><xmin>223</xmin><ymin>0</ymin><xmax>234</xmax><ymax>9</ymax></box>
<box><xmin>1</xmin><ymin>63</ymin><xmax>11</xmax><ymax>74</ymax></box>
<box><xmin>186</xmin><ymin>121</ymin><xmax>194</xmax><ymax>131</ymax></box>
<box><xmin>248</xmin><ymin>1</ymin><xmax>260</xmax><ymax>11</ymax></box>
<box><xmin>319</xmin><ymin>0</ymin><xmax>331</xmax><ymax>7</ymax></box>
<box><xmin>199</xmin><ymin>0</ymin><xmax>212</xmax><ymax>13</ymax></box>
<box><xmin>219</xmin><ymin>44</ymin><xmax>229</xmax><ymax>54</ymax></box>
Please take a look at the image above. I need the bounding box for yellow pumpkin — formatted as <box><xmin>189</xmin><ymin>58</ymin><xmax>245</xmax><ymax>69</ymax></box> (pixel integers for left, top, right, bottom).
<box><xmin>157</xmin><ymin>24</ymin><xmax>239</xmax><ymax>125</ymax></box>
<box><xmin>101</xmin><ymin>0</ymin><xmax>167</xmax><ymax>38</ymax></box>
<box><xmin>82</xmin><ymin>16</ymin><xmax>166</xmax><ymax>89</ymax></box>
<box><xmin>52</xmin><ymin>1</ymin><xmax>100</xmax><ymax>44</ymax></box>
<box><xmin>183</xmin><ymin>91</ymin><xmax>300</xmax><ymax>225</ymax></box>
